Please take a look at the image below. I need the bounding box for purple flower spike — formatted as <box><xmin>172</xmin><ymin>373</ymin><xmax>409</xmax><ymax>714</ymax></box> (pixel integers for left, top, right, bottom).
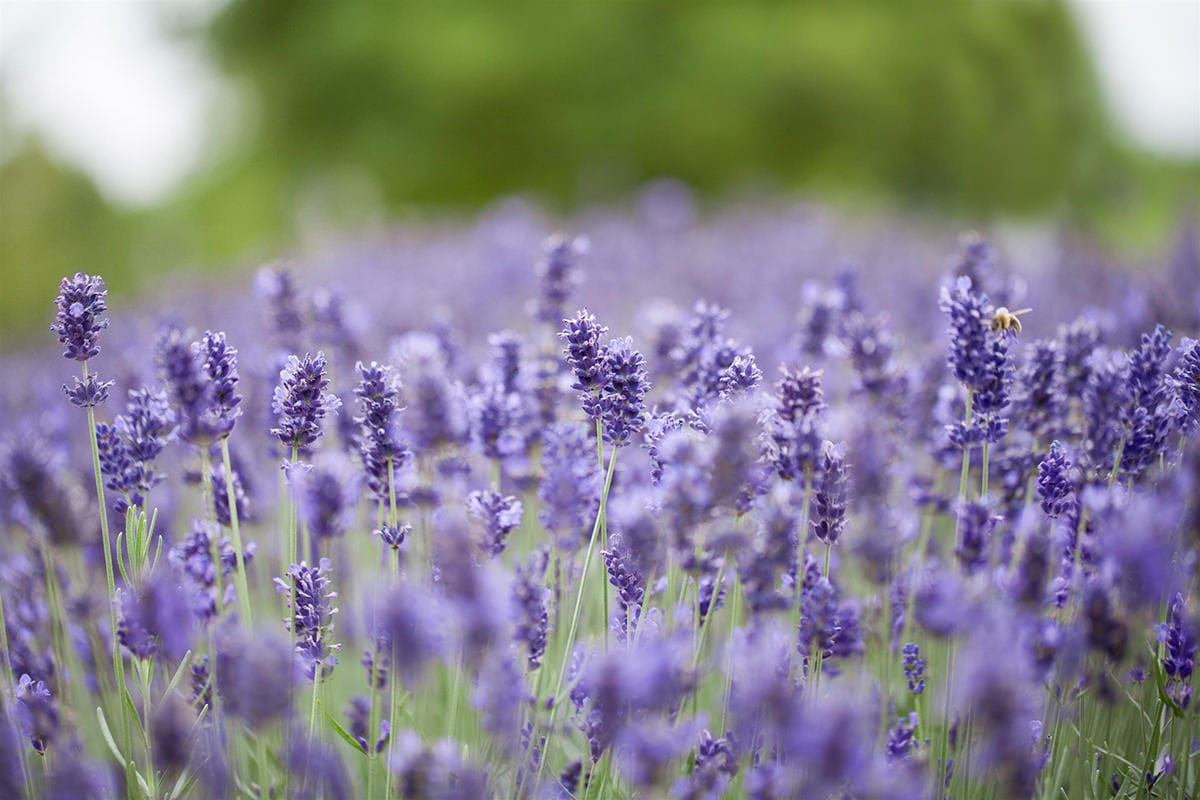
<box><xmin>272</xmin><ymin>352</ymin><xmax>341</xmax><ymax>452</ymax></box>
<box><xmin>199</xmin><ymin>331</ymin><xmax>242</xmax><ymax>438</ymax></box>
<box><xmin>560</xmin><ymin>308</ymin><xmax>610</xmax><ymax>420</ymax></box>
<box><xmin>601</xmin><ymin>336</ymin><xmax>650</xmax><ymax>447</ymax></box>
<box><xmin>354</xmin><ymin>360</ymin><xmax>410</xmax><ymax>501</ymax></box>
<box><xmin>50</xmin><ymin>272</ymin><xmax>108</xmax><ymax>361</ymax></box>
<box><xmin>811</xmin><ymin>440</ymin><xmax>848</xmax><ymax>545</ymax></box>
<box><xmin>275</xmin><ymin>558</ymin><xmax>341</xmax><ymax>682</ymax></box>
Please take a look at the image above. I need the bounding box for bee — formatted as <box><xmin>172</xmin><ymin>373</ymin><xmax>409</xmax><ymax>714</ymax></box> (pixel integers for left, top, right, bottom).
<box><xmin>990</xmin><ymin>306</ymin><xmax>1032</xmax><ymax>335</ymax></box>
<box><xmin>988</xmin><ymin>304</ymin><xmax>1036</xmax><ymax>333</ymax></box>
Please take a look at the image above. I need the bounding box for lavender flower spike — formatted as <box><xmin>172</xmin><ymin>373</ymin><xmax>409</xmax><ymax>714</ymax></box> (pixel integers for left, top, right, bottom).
<box><xmin>51</xmin><ymin>272</ymin><xmax>108</xmax><ymax>361</ymax></box>
<box><xmin>811</xmin><ymin>440</ymin><xmax>848</xmax><ymax>545</ymax></box>
<box><xmin>272</xmin><ymin>352</ymin><xmax>342</xmax><ymax>453</ymax></box>
<box><xmin>560</xmin><ymin>308</ymin><xmax>610</xmax><ymax>420</ymax></box>
<box><xmin>200</xmin><ymin>330</ymin><xmax>243</xmax><ymax>438</ymax></box>
<box><xmin>275</xmin><ymin>558</ymin><xmax>341</xmax><ymax>681</ymax></box>
<box><xmin>354</xmin><ymin>360</ymin><xmax>409</xmax><ymax>501</ymax></box>
<box><xmin>601</xmin><ymin>336</ymin><xmax>651</xmax><ymax>447</ymax></box>
<box><xmin>939</xmin><ymin>275</ymin><xmax>992</xmax><ymax>392</ymax></box>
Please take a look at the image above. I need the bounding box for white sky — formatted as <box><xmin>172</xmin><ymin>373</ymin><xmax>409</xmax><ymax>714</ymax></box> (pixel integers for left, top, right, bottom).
<box><xmin>0</xmin><ymin>0</ymin><xmax>1196</xmax><ymax>208</ymax></box>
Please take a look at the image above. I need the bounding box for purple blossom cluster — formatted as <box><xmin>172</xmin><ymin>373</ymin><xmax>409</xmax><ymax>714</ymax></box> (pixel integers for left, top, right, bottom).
<box><xmin>1</xmin><ymin>199</ymin><xmax>1197</xmax><ymax>799</ymax></box>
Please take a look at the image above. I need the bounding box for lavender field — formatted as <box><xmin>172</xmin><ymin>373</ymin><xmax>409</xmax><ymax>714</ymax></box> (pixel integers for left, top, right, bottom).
<box><xmin>1</xmin><ymin>199</ymin><xmax>1197</xmax><ymax>799</ymax></box>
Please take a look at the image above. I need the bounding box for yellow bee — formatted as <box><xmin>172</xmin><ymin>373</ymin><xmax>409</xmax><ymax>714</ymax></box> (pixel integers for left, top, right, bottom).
<box><xmin>990</xmin><ymin>306</ymin><xmax>1032</xmax><ymax>334</ymax></box>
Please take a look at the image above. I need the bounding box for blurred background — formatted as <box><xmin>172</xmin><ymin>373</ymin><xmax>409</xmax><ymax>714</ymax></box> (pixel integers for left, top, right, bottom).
<box><xmin>1</xmin><ymin>0</ymin><xmax>1197</xmax><ymax>343</ymax></box>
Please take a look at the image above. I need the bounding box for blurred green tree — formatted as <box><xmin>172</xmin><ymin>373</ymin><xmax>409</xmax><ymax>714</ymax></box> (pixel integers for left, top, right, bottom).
<box><xmin>2</xmin><ymin>0</ymin><xmax>1197</xmax><ymax>339</ymax></box>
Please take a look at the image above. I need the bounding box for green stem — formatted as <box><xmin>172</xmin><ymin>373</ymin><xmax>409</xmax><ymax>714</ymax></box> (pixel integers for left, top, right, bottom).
<box><xmin>82</xmin><ymin>362</ymin><xmax>137</xmax><ymax>797</ymax></box>
<box><xmin>596</xmin><ymin>420</ymin><xmax>609</xmax><ymax>650</ymax></box>
<box><xmin>980</xmin><ymin>441</ymin><xmax>990</xmax><ymax>497</ymax></box>
<box><xmin>1108</xmin><ymin>436</ymin><xmax>1126</xmax><ymax>487</ymax></box>
<box><xmin>220</xmin><ymin>438</ymin><xmax>253</xmax><ymax>626</ymax></box>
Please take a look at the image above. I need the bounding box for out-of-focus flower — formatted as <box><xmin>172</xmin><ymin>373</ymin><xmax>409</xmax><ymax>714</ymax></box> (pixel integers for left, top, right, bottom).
<box><xmin>288</xmin><ymin>453</ymin><xmax>361</xmax><ymax>542</ymax></box>
<box><xmin>466</xmin><ymin>489</ymin><xmax>523</xmax><ymax>557</ymax></box>
<box><xmin>532</xmin><ymin>234</ymin><xmax>588</xmax><ymax>326</ymax></box>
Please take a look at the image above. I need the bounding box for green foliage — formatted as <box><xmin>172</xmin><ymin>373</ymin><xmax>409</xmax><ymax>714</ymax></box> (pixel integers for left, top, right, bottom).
<box><xmin>204</xmin><ymin>0</ymin><xmax>1111</xmax><ymax>214</ymax></box>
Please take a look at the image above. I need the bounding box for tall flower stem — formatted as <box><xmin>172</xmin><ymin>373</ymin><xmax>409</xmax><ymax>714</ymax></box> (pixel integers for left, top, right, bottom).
<box><xmin>82</xmin><ymin>361</ymin><xmax>136</xmax><ymax>794</ymax></box>
<box><xmin>220</xmin><ymin>438</ymin><xmax>253</xmax><ymax>626</ymax></box>
<box><xmin>535</xmin><ymin>443</ymin><xmax>619</xmax><ymax>787</ymax></box>
<box><xmin>980</xmin><ymin>441</ymin><xmax>990</xmax><ymax>497</ymax></box>
<box><xmin>595</xmin><ymin>419</ymin><xmax>609</xmax><ymax>649</ymax></box>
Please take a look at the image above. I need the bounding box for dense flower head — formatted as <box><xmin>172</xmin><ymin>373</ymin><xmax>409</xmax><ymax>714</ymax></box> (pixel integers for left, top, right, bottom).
<box><xmin>560</xmin><ymin>308</ymin><xmax>610</xmax><ymax>419</ymax></box>
<box><xmin>354</xmin><ymin>360</ymin><xmax>410</xmax><ymax>499</ymax></box>
<box><xmin>97</xmin><ymin>386</ymin><xmax>177</xmax><ymax>511</ymax></box>
<box><xmin>211</xmin><ymin>457</ymin><xmax>250</xmax><ymax>526</ymax></box>
<box><xmin>1015</xmin><ymin>339</ymin><xmax>1068</xmax><ymax>442</ymax></box>
<box><xmin>199</xmin><ymin>331</ymin><xmax>242</xmax><ymax>437</ymax></box>
<box><xmin>1081</xmin><ymin>348</ymin><xmax>1133</xmax><ymax>476</ymax></box>
<box><xmin>886</xmin><ymin>712</ymin><xmax>920</xmax><ymax>762</ymax></box>
<box><xmin>600</xmin><ymin>336</ymin><xmax>650</xmax><ymax>446</ymax></box>
<box><xmin>1128</xmin><ymin>324</ymin><xmax>1173</xmax><ymax>408</ymax></box>
<box><xmin>811</xmin><ymin>440</ymin><xmax>848</xmax><ymax>545</ymax></box>
<box><xmin>1036</xmin><ymin>442</ymin><xmax>1077</xmax><ymax>520</ymax></box>
<box><xmin>940</xmin><ymin>275</ymin><xmax>994</xmax><ymax>391</ymax></box>
<box><xmin>272</xmin><ymin>352</ymin><xmax>341</xmax><ymax>452</ymax></box>
<box><xmin>158</xmin><ymin>325</ymin><xmax>211</xmax><ymax>443</ymax></box>
<box><xmin>50</xmin><ymin>272</ymin><xmax>108</xmax><ymax>361</ymax></box>
<box><xmin>669</xmin><ymin>301</ymin><xmax>761</xmax><ymax>409</ymax></box>
<box><xmin>275</xmin><ymin>558</ymin><xmax>341</xmax><ymax>681</ymax></box>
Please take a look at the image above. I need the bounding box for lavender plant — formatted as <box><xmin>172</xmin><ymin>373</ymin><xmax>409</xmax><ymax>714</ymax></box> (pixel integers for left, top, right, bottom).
<box><xmin>2</xmin><ymin>204</ymin><xmax>1197</xmax><ymax>800</ymax></box>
